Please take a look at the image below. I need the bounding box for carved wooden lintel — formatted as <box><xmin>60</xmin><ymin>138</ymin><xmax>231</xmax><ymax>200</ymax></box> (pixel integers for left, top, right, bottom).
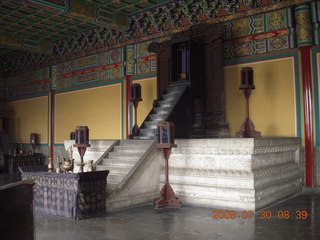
<box><xmin>148</xmin><ymin>22</ymin><xmax>224</xmax><ymax>54</ymax></box>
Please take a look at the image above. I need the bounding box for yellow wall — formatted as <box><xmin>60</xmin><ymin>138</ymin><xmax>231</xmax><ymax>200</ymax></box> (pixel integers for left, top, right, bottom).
<box><xmin>133</xmin><ymin>77</ymin><xmax>157</xmax><ymax>126</ymax></box>
<box><xmin>224</xmin><ymin>57</ymin><xmax>297</xmax><ymax>137</ymax></box>
<box><xmin>8</xmin><ymin>96</ymin><xmax>48</xmax><ymax>143</ymax></box>
<box><xmin>55</xmin><ymin>84</ymin><xmax>122</xmax><ymax>143</ymax></box>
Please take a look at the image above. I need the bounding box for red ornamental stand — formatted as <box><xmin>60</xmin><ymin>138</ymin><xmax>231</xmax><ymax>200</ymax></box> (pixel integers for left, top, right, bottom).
<box><xmin>73</xmin><ymin>126</ymin><xmax>91</xmax><ymax>173</ymax></box>
<box><xmin>154</xmin><ymin>121</ymin><xmax>181</xmax><ymax>208</ymax></box>
<box><xmin>129</xmin><ymin>83</ymin><xmax>142</xmax><ymax>138</ymax></box>
<box><xmin>236</xmin><ymin>67</ymin><xmax>261</xmax><ymax>138</ymax></box>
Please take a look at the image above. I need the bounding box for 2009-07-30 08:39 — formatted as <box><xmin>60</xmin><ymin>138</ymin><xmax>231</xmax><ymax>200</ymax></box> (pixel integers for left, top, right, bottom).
<box><xmin>212</xmin><ymin>210</ymin><xmax>309</xmax><ymax>220</ymax></box>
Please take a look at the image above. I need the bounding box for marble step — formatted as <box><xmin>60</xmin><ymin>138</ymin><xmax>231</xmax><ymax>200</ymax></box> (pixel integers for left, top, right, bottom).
<box><xmin>140</xmin><ymin>128</ymin><xmax>157</xmax><ymax>137</ymax></box>
<box><xmin>153</xmin><ymin>106</ymin><xmax>171</xmax><ymax>114</ymax></box>
<box><xmin>149</xmin><ymin>113</ymin><xmax>167</xmax><ymax>121</ymax></box>
<box><xmin>161</xmin><ymin>92</ymin><xmax>180</xmax><ymax>100</ymax></box>
<box><xmin>106</xmin><ymin>165</ymin><xmax>132</xmax><ymax>175</ymax></box>
<box><xmin>107</xmin><ymin>173</ymin><xmax>126</xmax><ymax>183</ymax></box>
<box><xmin>108</xmin><ymin>152</ymin><xmax>143</xmax><ymax>159</ymax></box>
<box><xmin>134</xmin><ymin>135</ymin><xmax>155</xmax><ymax>140</ymax></box>
<box><xmin>144</xmin><ymin>121</ymin><xmax>159</xmax><ymax>129</ymax></box>
<box><xmin>167</xmin><ymin>85</ymin><xmax>187</xmax><ymax>92</ymax></box>
<box><xmin>106</xmin><ymin>182</ymin><xmax>118</xmax><ymax>191</ymax></box>
<box><xmin>157</xmin><ymin>100</ymin><xmax>173</xmax><ymax>108</ymax></box>
<box><xmin>97</xmin><ymin>162</ymin><xmax>136</xmax><ymax>174</ymax></box>
<box><xmin>113</xmin><ymin>145</ymin><xmax>146</xmax><ymax>153</ymax></box>
<box><xmin>119</xmin><ymin>139</ymin><xmax>153</xmax><ymax>146</ymax></box>
<box><xmin>102</xmin><ymin>158</ymin><xmax>138</xmax><ymax>165</ymax></box>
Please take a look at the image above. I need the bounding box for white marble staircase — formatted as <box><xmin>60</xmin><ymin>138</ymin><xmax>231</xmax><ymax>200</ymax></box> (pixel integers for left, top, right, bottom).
<box><xmin>135</xmin><ymin>83</ymin><xmax>188</xmax><ymax>140</ymax></box>
<box><xmin>95</xmin><ymin>140</ymin><xmax>155</xmax><ymax>195</ymax></box>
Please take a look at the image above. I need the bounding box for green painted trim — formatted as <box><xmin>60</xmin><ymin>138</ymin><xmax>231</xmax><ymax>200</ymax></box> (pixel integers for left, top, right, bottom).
<box><xmin>310</xmin><ymin>2</ymin><xmax>317</xmax><ymax>22</ymax></box>
<box><xmin>312</xmin><ymin>48</ymin><xmax>320</xmax><ymax>146</ymax></box>
<box><xmin>74</xmin><ymin>79</ymin><xmax>99</xmax><ymax>85</ymax></box>
<box><xmin>131</xmin><ymin>73</ymin><xmax>156</xmax><ymax>80</ymax></box>
<box><xmin>294</xmin><ymin>6</ymin><xmax>310</xmax><ymax>11</ymax></box>
<box><xmin>297</xmin><ymin>42</ymin><xmax>314</xmax><ymax>47</ymax></box>
<box><xmin>263</xmin><ymin>12</ymin><xmax>267</xmax><ymax>32</ymax></box>
<box><xmin>54</xmin><ymin>80</ymin><xmax>123</xmax><ymax>94</ymax></box>
<box><xmin>6</xmin><ymin>92</ymin><xmax>48</xmax><ymax>102</ymax></box>
<box><xmin>53</xmin><ymin>143</ymin><xmax>65</xmax><ymax>147</ymax></box>
<box><xmin>224</xmin><ymin>52</ymin><xmax>298</xmax><ymax>66</ymax></box>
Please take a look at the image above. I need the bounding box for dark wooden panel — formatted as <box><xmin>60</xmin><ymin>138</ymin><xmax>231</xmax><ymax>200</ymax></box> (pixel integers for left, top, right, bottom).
<box><xmin>167</xmin><ymin>87</ymin><xmax>191</xmax><ymax>138</ymax></box>
<box><xmin>0</xmin><ymin>180</ymin><xmax>35</xmax><ymax>240</ymax></box>
<box><xmin>157</xmin><ymin>48</ymin><xmax>171</xmax><ymax>98</ymax></box>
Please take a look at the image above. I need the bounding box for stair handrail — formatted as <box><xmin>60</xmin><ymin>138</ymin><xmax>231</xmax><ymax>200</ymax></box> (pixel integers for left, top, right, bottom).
<box><xmin>93</xmin><ymin>140</ymin><xmax>120</xmax><ymax>168</ymax></box>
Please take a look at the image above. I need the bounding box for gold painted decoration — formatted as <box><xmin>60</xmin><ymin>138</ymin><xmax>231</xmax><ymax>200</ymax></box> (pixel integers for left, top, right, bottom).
<box><xmin>232</xmin><ymin>18</ymin><xmax>251</xmax><ymax>38</ymax></box>
<box><xmin>294</xmin><ymin>4</ymin><xmax>313</xmax><ymax>46</ymax></box>
<box><xmin>267</xmin><ymin>10</ymin><xmax>286</xmax><ymax>30</ymax></box>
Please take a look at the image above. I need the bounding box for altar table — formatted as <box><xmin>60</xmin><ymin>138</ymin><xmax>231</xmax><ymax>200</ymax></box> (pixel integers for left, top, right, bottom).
<box><xmin>20</xmin><ymin>168</ymin><xmax>109</xmax><ymax>220</ymax></box>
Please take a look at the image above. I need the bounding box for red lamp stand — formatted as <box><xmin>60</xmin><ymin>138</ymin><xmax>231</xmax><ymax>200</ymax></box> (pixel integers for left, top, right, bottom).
<box><xmin>73</xmin><ymin>126</ymin><xmax>91</xmax><ymax>173</ymax></box>
<box><xmin>154</xmin><ymin>121</ymin><xmax>181</xmax><ymax>208</ymax></box>
<box><xmin>236</xmin><ymin>67</ymin><xmax>261</xmax><ymax>138</ymax></box>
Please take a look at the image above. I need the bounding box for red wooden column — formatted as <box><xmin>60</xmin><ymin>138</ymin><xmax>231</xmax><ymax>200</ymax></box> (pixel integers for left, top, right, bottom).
<box><xmin>125</xmin><ymin>75</ymin><xmax>132</xmax><ymax>139</ymax></box>
<box><xmin>295</xmin><ymin>4</ymin><xmax>314</xmax><ymax>187</ymax></box>
<box><xmin>49</xmin><ymin>89</ymin><xmax>55</xmax><ymax>159</ymax></box>
<box><xmin>49</xmin><ymin>65</ymin><xmax>59</xmax><ymax>160</ymax></box>
<box><xmin>300</xmin><ymin>46</ymin><xmax>314</xmax><ymax>187</ymax></box>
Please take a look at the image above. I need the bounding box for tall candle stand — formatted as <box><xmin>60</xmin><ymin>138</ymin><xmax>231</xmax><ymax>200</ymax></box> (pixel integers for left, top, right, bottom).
<box><xmin>236</xmin><ymin>67</ymin><xmax>261</xmax><ymax>138</ymax></box>
<box><xmin>73</xmin><ymin>126</ymin><xmax>91</xmax><ymax>173</ymax></box>
<box><xmin>154</xmin><ymin>121</ymin><xmax>181</xmax><ymax>208</ymax></box>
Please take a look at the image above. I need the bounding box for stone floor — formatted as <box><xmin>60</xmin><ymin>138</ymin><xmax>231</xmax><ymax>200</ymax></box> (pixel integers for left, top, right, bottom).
<box><xmin>35</xmin><ymin>193</ymin><xmax>320</xmax><ymax>240</ymax></box>
<box><xmin>1</xmin><ymin>174</ymin><xmax>320</xmax><ymax>240</ymax></box>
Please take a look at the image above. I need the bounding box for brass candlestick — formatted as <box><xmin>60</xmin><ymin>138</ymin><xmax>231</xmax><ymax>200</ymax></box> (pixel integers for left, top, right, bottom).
<box><xmin>55</xmin><ymin>156</ymin><xmax>62</xmax><ymax>173</ymax></box>
<box><xmin>87</xmin><ymin>160</ymin><xmax>94</xmax><ymax>172</ymax></box>
<box><xmin>48</xmin><ymin>157</ymin><xmax>54</xmax><ymax>172</ymax></box>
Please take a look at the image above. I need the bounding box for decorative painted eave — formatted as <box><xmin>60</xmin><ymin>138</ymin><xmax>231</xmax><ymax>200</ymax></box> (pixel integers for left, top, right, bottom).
<box><xmin>0</xmin><ymin>0</ymin><xmax>315</xmax><ymax>77</ymax></box>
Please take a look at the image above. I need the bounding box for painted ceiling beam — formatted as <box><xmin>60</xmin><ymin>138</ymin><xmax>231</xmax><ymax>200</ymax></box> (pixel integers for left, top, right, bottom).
<box><xmin>0</xmin><ymin>32</ymin><xmax>51</xmax><ymax>55</ymax></box>
<box><xmin>65</xmin><ymin>0</ymin><xmax>128</xmax><ymax>30</ymax></box>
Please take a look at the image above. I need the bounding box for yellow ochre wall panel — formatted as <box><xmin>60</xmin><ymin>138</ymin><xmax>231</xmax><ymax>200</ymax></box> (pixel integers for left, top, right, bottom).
<box><xmin>8</xmin><ymin>96</ymin><xmax>48</xmax><ymax>143</ymax></box>
<box><xmin>133</xmin><ymin>77</ymin><xmax>157</xmax><ymax>126</ymax></box>
<box><xmin>224</xmin><ymin>57</ymin><xmax>296</xmax><ymax>137</ymax></box>
<box><xmin>55</xmin><ymin>84</ymin><xmax>121</xmax><ymax>143</ymax></box>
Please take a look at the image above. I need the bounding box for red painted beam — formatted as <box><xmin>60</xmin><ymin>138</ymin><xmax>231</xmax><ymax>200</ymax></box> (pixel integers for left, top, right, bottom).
<box><xmin>299</xmin><ymin>45</ymin><xmax>314</xmax><ymax>188</ymax></box>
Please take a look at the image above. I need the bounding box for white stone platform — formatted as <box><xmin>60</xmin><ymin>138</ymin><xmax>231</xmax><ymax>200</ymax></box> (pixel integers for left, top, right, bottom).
<box><xmin>160</xmin><ymin>138</ymin><xmax>302</xmax><ymax>211</ymax></box>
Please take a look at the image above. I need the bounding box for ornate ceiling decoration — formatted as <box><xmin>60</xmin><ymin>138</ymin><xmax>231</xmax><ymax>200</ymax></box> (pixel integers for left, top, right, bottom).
<box><xmin>0</xmin><ymin>0</ymin><xmax>313</xmax><ymax>77</ymax></box>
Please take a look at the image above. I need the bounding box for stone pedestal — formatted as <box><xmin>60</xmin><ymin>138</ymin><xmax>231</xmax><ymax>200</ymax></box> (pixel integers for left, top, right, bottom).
<box><xmin>160</xmin><ymin>138</ymin><xmax>302</xmax><ymax>210</ymax></box>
